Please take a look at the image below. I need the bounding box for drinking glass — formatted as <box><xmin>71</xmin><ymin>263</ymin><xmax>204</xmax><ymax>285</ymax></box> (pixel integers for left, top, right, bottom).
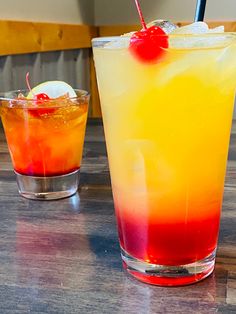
<box><xmin>92</xmin><ymin>33</ymin><xmax>236</xmax><ymax>285</ymax></box>
<box><xmin>0</xmin><ymin>89</ymin><xmax>89</xmax><ymax>200</ymax></box>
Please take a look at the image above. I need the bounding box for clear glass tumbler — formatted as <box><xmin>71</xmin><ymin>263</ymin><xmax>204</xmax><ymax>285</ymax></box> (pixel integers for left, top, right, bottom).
<box><xmin>0</xmin><ymin>89</ymin><xmax>89</xmax><ymax>200</ymax></box>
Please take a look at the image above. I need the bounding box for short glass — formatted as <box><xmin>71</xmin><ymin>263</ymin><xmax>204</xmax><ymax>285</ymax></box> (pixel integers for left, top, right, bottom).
<box><xmin>0</xmin><ymin>89</ymin><xmax>89</xmax><ymax>200</ymax></box>
<box><xmin>92</xmin><ymin>33</ymin><xmax>236</xmax><ymax>286</ymax></box>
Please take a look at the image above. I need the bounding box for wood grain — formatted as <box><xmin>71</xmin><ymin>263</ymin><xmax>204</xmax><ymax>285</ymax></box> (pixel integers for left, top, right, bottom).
<box><xmin>0</xmin><ymin>119</ymin><xmax>235</xmax><ymax>313</ymax></box>
<box><xmin>0</xmin><ymin>20</ymin><xmax>235</xmax><ymax>57</ymax></box>
<box><xmin>0</xmin><ymin>20</ymin><xmax>98</xmax><ymax>56</ymax></box>
<box><xmin>98</xmin><ymin>24</ymin><xmax>140</xmax><ymax>36</ymax></box>
<box><xmin>89</xmin><ymin>54</ymin><xmax>102</xmax><ymax>118</ymax></box>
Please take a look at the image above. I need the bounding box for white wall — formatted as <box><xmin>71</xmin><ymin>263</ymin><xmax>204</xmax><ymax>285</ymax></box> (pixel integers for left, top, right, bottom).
<box><xmin>94</xmin><ymin>0</ymin><xmax>236</xmax><ymax>25</ymax></box>
<box><xmin>0</xmin><ymin>0</ymin><xmax>234</xmax><ymax>26</ymax></box>
<box><xmin>0</xmin><ymin>0</ymin><xmax>94</xmax><ymax>24</ymax></box>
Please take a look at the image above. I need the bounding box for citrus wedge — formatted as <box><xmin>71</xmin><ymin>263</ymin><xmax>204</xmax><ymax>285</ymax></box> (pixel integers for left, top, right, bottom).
<box><xmin>27</xmin><ymin>81</ymin><xmax>76</xmax><ymax>99</ymax></box>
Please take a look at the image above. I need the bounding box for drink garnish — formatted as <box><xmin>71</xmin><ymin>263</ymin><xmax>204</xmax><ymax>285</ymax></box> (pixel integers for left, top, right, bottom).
<box><xmin>25</xmin><ymin>73</ymin><xmax>76</xmax><ymax>117</ymax></box>
<box><xmin>26</xmin><ymin>72</ymin><xmax>50</xmax><ymax>103</ymax></box>
<box><xmin>26</xmin><ymin>79</ymin><xmax>76</xmax><ymax>99</ymax></box>
<box><xmin>129</xmin><ymin>0</ymin><xmax>169</xmax><ymax>63</ymax></box>
<box><xmin>26</xmin><ymin>72</ymin><xmax>54</xmax><ymax>116</ymax></box>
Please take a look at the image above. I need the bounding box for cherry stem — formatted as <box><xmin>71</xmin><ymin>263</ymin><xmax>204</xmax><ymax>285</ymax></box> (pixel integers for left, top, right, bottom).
<box><xmin>135</xmin><ymin>0</ymin><xmax>147</xmax><ymax>30</ymax></box>
<box><xmin>26</xmin><ymin>72</ymin><xmax>35</xmax><ymax>97</ymax></box>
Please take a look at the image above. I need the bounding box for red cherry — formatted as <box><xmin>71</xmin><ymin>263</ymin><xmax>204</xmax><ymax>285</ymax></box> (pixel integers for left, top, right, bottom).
<box><xmin>35</xmin><ymin>93</ymin><xmax>50</xmax><ymax>102</ymax></box>
<box><xmin>129</xmin><ymin>26</ymin><xmax>169</xmax><ymax>63</ymax></box>
<box><xmin>29</xmin><ymin>93</ymin><xmax>55</xmax><ymax>117</ymax></box>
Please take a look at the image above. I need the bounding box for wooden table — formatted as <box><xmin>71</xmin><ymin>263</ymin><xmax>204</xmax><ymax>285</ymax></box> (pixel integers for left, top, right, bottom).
<box><xmin>0</xmin><ymin>119</ymin><xmax>235</xmax><ymax>314</ymax></box>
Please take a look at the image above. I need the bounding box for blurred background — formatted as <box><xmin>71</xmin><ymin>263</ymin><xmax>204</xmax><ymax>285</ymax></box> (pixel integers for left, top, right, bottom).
<box><xmin>0</xmin><ymin>0</ymin><xmax>235</xmax><ymax>116</ymax></box>
<box><xmin>94</xmin><ymin>0</ymin><xmax>236</xmax><ymax>24</ymax></box>
<box><xmin>0</xmin><ymin>0</ymin><xmax>235</xmax><ymax>24</ymax></box>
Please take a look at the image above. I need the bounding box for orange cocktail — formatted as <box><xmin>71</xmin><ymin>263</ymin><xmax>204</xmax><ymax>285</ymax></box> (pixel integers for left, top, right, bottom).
<box><xmin>0</xmin><ymin>88</ymin><xmax>89</xmax><ymax>199</ymax></box>
<box><xmin>93</xmin><ymin>30</ymin><xmax>236</xmax><ymax>285</ymax></box>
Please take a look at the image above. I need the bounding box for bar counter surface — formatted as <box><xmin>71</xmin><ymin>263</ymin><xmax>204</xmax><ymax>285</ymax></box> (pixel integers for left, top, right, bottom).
<box><xmin>0</xmin><ymin>119</ymin><xmax>235</xmax><ymax>314</ymax></box>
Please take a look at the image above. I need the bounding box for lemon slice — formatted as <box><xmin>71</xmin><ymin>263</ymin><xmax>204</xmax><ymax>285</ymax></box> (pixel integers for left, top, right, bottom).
<box><xmin>27</xmin><ymin>81</ymin><xmax>77</xmax><ymax>99</ymax></box>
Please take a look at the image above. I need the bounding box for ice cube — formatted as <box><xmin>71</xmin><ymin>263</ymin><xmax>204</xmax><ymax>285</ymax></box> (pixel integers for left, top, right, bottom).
<box><xmin>169</xmin><ymin>22</ymin><xmax>228</xmax><ymax>49</ymax></box>
<box><xmin>121</xmin><ymin>32</ymin><xmax>136</xmax><ymax>37</ymax></box>
<box><xmin>147</xmin><ymin>20</ymin><xmax>178</xmax><ymax>34</ymax></box>
<box><xmin>171</xmin><ymin>22</ymin><xmax>225</xmax><ymax>35</ymax></box>
<box><xmin>171</xmin><ymin>22</ymin><xmax>209</xmax><ymax>34</ymax></box>
<box><xmin>208</xmin><ymin>26</ymin><xmax>225</xmax><ymax>33</ymax></box>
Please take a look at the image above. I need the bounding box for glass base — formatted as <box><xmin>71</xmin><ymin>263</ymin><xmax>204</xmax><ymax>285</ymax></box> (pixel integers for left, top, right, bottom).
<box><xmin>121</xmin><ymin>248</ymin><xmax>216</xmax><ymax>286</ymax></box>
<box><xmin>15</xmin><ymin>169</ymin><xmax>80</xmax><ymax>200</ymax></box>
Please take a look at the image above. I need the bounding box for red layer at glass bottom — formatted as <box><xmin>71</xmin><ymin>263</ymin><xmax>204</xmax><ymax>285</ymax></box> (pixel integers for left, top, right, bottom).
<box><xmin>122</xmin><ymin>260</ymin><xmax>215</xmax><ymax>286</ymax></box>
<box><xmin>117</xmin><ymin>210</ymin><xmax>220</xmax><ymax>266</ymax></box>
<box><xmin>14</xmin><ymin>166</ymin><xmax>80</xmax><ymax>177</ymax></box>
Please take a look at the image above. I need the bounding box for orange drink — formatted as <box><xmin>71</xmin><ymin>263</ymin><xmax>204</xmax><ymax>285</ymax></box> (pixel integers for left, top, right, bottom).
<box><xmin>93</xmin><ymin>31</ymin><xmax>236</xmax><ymax>285</ymax></box>
<box><xmin>0</xmin><ymin>88</ymin><xmax>89</xmax><ymax>200</ymax></box>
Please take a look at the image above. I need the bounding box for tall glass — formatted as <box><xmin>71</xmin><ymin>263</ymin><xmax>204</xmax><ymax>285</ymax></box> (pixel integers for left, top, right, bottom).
<box><xmin>0</xmin><ymin>90</ymin><xmax>89</xmax><ymax>200</ymax></box>
<box><xmin>92</xmin><ymin>33</ymin><xmax>236</xmax><ymax>286</ymax></box>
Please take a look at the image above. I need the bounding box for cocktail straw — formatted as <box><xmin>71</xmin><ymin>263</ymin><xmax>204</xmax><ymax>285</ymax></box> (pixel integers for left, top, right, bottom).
<box><xmin>194</xmin><ymin>0</ymin><xmax>207</xmax><ymax>22</ymax></box>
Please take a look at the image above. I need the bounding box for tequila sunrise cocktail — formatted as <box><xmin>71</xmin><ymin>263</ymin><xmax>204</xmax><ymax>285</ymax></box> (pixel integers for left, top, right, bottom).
<box><xmin>93</xmin><ymin>25</ymin><xmax>236</xmax><ymax>285</ymax></box>
<box><xmin>0</xmin><ymin>83</ymin><xmax>89</xmax><ymax>200</ymax></box>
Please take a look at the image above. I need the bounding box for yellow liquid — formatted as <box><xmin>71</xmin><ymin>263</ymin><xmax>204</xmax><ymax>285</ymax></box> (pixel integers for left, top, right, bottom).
<box><xmin>93</xmin><ymin>36</ymin><xmax>236</xmax><ymax>265</ymax></box>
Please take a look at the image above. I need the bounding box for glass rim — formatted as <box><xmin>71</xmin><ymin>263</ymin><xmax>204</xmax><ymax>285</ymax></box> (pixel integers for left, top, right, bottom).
<box><xmin>0</xmin><ymin>88</ymin><xmax>90</xmax><ymax>108</ymax></box>
<box><xmin>92</xmin><ymin>32</ymin><xmax>236</xmax><ymax>43</ymax></box>
<box><xmin>92</xmin><ymin>32</ymin><xmax>236</xmax><ymax>51</ymax></box>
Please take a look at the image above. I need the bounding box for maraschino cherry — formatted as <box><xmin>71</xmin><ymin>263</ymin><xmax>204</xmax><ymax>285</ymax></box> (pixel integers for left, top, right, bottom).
<box><xmin>35</xmin><ymin>92</ymin><xmax>50</xmax><ymax>103</ymax></box>
<box><xmin>129</xmin><ymin>0</ymin><xmax>169</xmax><ymax>63</ymax></box>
